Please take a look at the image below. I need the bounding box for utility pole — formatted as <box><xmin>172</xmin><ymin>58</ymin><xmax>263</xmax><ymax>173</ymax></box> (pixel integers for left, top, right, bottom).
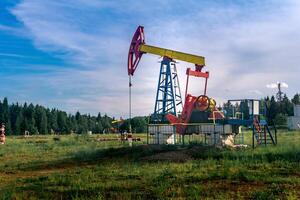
<box><xmin>276</xmin><ymin>82</ymin><xmax>283</xmax><ymax>102</ymax></box>
<box><xmin>129</xmin><ymin>75</ymin><xmax>132</xmax><ymax>134</ymax></box>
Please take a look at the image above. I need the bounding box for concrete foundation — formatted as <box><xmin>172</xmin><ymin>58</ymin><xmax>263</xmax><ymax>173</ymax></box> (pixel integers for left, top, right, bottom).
<box><xmin>147</xmin><ymin>123</ymin><xmax>244</xmax><ymax>146</ymax></box>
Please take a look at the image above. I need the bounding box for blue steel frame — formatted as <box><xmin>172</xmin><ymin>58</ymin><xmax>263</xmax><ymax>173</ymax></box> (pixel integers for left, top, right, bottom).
<box><xmin>152</xmin><ymin>57</ymin><xmax>182</xmax><ymax>122</ymax></box>
<box><xmin>226</xmin><ymin>99</ymin><xmax>276</xmax><ymax>148</ymax></box>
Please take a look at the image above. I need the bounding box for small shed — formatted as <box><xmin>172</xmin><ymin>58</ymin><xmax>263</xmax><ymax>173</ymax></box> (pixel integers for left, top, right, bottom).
<box><xmin>287</xmin><ymin>104</ymin><xmax>300</xmax><ymax>130</ymax></box>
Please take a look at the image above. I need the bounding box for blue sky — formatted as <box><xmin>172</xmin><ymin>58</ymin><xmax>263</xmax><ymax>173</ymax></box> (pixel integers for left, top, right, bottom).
<box><xmin>0</xmin><ymin>0</ymin><xmax>299</xmax><ymax>117</ymax></box>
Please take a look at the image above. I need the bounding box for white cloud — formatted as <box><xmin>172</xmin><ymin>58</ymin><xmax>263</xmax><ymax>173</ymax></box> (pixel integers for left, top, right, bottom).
<box><xmin>281</xmin><ymin>82</ymin><xmax>289</xmax><ymax>88</ymax></box>
<box><xmin>266</xmin><ymin>83</ymin><xmax>278</xmax><ymax>89</ymax></box>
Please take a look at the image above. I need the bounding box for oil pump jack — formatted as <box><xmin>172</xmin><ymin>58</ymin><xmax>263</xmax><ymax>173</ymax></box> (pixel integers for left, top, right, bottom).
<box><xmin>127</xmin><ymin>26</ymin><xmax>276</xmax><ymax>148</ymax></box>
<box><xmin>127</xmin><ymin>26</ymin><xmax>224</xmax><ymax>132</ymax></box>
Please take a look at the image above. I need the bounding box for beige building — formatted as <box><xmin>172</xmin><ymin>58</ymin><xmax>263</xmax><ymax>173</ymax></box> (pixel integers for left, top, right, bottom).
<box><xmin>287</xmin><ymin>104</ymin><xmax>300</xmax><ymax>130</ymax></box>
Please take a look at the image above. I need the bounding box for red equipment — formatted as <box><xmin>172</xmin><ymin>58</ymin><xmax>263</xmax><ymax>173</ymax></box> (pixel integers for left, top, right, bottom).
<box><xmin>166</xmin><ymin>60</ymin><xmax>224</xmax><ymax>134</ymax></box>
<box><xmin>128</xmin><ymin>26</ymin><xmax>145</xmax><ymax>76</ymax></box>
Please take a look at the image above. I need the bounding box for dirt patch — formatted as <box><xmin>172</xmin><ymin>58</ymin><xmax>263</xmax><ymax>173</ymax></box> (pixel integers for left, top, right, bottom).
<box><xmin>141</xmin><ymin>151</ymin><xmax>192</xmax><ymax>162</ymax></box>
<box><xmin>185</xmin><ymin>145</ymin><xmax>212</xmax><ymax>154</ymax></box>
<box><xmin>140</xmin><ymin>145</ymin><xmax>213</xmax><ymax>162</ymax></box>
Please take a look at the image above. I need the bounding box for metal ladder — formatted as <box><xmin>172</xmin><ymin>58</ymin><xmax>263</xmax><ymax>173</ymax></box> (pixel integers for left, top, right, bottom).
<box><xmin>253</xmin><ymin>118</ymin><xmax>277</xmax><ymax>148</ymax></box>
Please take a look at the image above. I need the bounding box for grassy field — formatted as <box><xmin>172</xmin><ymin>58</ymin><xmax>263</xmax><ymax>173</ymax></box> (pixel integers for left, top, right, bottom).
<box><xmin>0</xmin><ymin>131</ymin><xmax>299</xmax><ymax>199</ymax></box>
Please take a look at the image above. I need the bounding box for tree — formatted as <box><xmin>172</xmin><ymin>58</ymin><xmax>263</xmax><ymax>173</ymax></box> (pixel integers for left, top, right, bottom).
<box><xmin>57</xmin><ymin>111</ymin><xmax>67</xmax><ymax>133</ymax></box>
<box><xmin>119</xmin><ymin>116</ymin><xmax>148</xmax><ymax>133</ymax></box>
<box><xmin>49</xmin><ymin>109</ymin><xmax>58</xmax><ymax>133</ymax></box>
<box><xmin>0</xmin><ymin>98</ymin><xmax>119</xmax><ymax>135</ymax></box>
<box><xmin>67</xmin><ymin>115</ymin><xmax>78</xmax><ymax>133</ymax></box>
<box><xmin>94</xmin><ymin>113</ymin><xmax>103</xmax><ymax>133</ymax></box>
<box><xmin>10</xmin><ymin>103</ymin><xmax>21</xmax><ymax>134</ymax></box>
<box><xmin>35</xmin><ymin>106</ymin><xmax>48</xmax><ymax>134</ymax></box>
<box><xmin>15</xmin><ymin>110</ymin><xmax>24</xmax><ymax>135</ymax></box>
<box><xmin>87</xmin><ymin>114</ymin><xmax>95</xmax><ymax>133</ymax></box>
<box><xmin>131</xmin><ymin>117</ymin><xmax>147</xmax><ymax>133</ymax></box>
<box><xmin>45</xmin><ymin>109</ymin><xmax>52</xmax><ymax>133</ymax></box>
<box><xmin>79</xmin><ymin>116</ymin><xmax>88</xmax><ymax>134</ymax></box>
<box><xmin>23</xmin><ymin>103</ymin><xmax>38</xmax><ymax>134</ymax></box>
<box><xmin>292</xmin><ymin>93</ymin><xmax>300</xmax><ymax>105</ymax></box>
<box><xmin>275</xmin><ymin>113</ymin><xmax>287</xmax><ymax>127</ymax></box>
<box><xmin>268</xmin><ymin>96</ymin><xmax>279</xmax><ymax>122</ymax></box>
<box><xmin>75</xmin><ymin>112</ymin><xmax>89</xmax><ymax>134</ymax></box>
<box><xmin>282</xmin><ymin>94</ymin><xmax>293</xmax><ymax>116</ymax></box>
<box><xmin>94</xmin><ymin>121</ymin><xmax>103</xmax><ymax>133</ymax></box>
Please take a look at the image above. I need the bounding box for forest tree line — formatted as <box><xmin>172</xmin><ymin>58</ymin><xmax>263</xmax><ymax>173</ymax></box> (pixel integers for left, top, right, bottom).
<box><xmin>264</xmin><ymin>94</ymin><xmax>300</xmax><ymax>126</ymax></box>
<box><xmin>0</xmin><ymin>93</ymin><xmax>299</xmax><ymax>135</ymax></box>
<box><xmin>0</xmin><ymin>97</ymin><xmax>115</xmax><ymax>135</ymax></box>
<box><xmin>223</xmin><ymin>93</ymin><xmax>300</xmax><ymax>126</ymax></box>
<box><xmin>0</xmin><ymin>97</ymin><xmax>148</xmax><ymax>135</ymax></box>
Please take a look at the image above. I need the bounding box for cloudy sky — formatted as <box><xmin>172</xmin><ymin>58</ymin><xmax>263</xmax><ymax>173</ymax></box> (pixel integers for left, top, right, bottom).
<box><xmin>0</xmin><ymin>0</ymin><xmax>299</xmax><ymax>117</ymax></box>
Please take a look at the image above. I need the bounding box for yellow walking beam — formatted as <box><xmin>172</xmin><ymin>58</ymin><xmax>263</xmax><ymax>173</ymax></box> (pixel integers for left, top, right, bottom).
<box><xmin>139</xmin><ymin>44</ymin><xmax>205</xmax><ymax>66</ymax></box>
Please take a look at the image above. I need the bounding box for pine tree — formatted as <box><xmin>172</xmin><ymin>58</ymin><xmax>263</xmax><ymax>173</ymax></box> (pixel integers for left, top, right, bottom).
<box><xmin>87</xmin><ymin>115</ymin><xmax>98</xmax><ymax>133</ymax></box>
<box><xmin>37</xmin><ymin>108</ymin><xmax>48</xmax><ymax>134</ymax></box>
<box><xmin>292</xmin><ymin>93</ymin><xmax>300</xmax><ymax>105</ymax></box>
<box><xmin>57</xmin><ymin>111</ymin><xmax>67</xmax><ymax>133</ymax></box>
<box><xmin>49</xmin><ymin>109</ymin><xmax>58</xmax><ymax>133</ymax></box>
<box><xmin>131</xmin><ymin>117</ymin><xmax>147</xmax><ymax>133</ymax></box>
<box><xmin>75</xmin><ymin>111</ymin><xmax>82</xmax><ymax>133</ymax></box>
<box><xmin>72</xmin><ymin>115</ymin><xmax>78</xmax><ymax>133</ymax></box>
<box><xmin>102</xmin><ymin>114</ymin><xmax>111</xmax><ymax>133</ymax></box>
<box><xmin>2</xmin><ymin>98</ymin><xmax>12</xmax><ymax>134</ymax></box>
<box><xmin>94</xmin><ymin>113</ymin><xmax>103</xmax><ymax>133</ymax></box>
<box><xmin>268</xmin><ymin>96</ymin><xmax>279</xmax><ymax>122</ymax></box>
<box><xmin>45</xmin><ymin>109</ymin><xmax>52</xmax><ymax>133</ymax></box>
<box><xmin>15</xmin><ymin>110</ymin><xmax>24</xmax><ymax>135</ymax></box>
<box><xmin>24</xmin><ymin>103</ymin><xmax>38</xmax><ymax>134</ymax></box>
<box><xmin>0</xmin><ymin>98</ymin><xmax>118</xmax><ymax>135</ymax></box>
<box><xmin>0</xmin><ymin>100</ymin><xmax>3</xmax><ymax>123</ymax></box>
<box><xmin>10</xmin><ymin>103</ymin><xmax>20</xmax><ymax>134</ymax></box>
<box><xmin>66</xmin><ymin>115</ymin><xmax>75</xmax><ymax>133</ymax></box>
<box><xmin>282</xmin><ymin>94</ymin><xmax>293</xmax><ymax>116</ymax></box>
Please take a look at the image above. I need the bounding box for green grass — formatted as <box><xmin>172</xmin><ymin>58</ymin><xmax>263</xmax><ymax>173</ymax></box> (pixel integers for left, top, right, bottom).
<box><xmin>0</xmin><ymin>131</ymin><xmax>299</xmax><ymax>199</ymax></box>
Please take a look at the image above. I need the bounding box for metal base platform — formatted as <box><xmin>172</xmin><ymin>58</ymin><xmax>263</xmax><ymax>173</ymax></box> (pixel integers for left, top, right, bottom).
<box><xmin>147</xmin><ymin>123</ymin><xmax>244</xmax><ymax>146</ymax></box>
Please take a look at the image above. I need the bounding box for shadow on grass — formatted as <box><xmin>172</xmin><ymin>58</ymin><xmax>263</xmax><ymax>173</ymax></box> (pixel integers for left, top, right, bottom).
<box><xmin>16</xmin><ymin>144</ymin><xmax>179</xmax><ymax>171</ymax></box>
<box><xmin>73</xmin><ymin>144</ymin><xmax>178</xmax><ymax>162</ymax></box>
<box><xmin>14</xmin><ymin>143</ymin><xmax>300</xmax><ymax>173</ymax></box>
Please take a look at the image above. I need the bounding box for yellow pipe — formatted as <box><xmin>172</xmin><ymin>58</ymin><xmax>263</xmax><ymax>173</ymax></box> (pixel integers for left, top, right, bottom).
<box><xmin>139</xmin><ymin>44</ymin><xmax>205</xmax><ymax>66</ymax></box>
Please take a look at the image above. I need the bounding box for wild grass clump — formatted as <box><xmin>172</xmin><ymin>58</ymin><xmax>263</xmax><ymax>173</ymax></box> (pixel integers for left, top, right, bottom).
<box><xmin>250</xmin><ymin>183</ymin><xmax>285</xmax><ymax>200</ymax></box>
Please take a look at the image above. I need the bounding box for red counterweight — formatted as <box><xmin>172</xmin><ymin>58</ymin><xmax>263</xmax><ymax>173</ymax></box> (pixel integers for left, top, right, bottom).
<box><xmin>166</xmin><ymin>64</ymin><xmax>224</xmax><ymax>134</ymax></box>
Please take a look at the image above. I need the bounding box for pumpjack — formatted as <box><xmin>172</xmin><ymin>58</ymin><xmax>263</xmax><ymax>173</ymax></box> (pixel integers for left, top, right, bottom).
<box><xmin>127</xmin><ymin>26</ymin><xmax>276</xmax><ymax>148</ymax></box>
<box><xmin>128</xmin><ymin>26</ymin><xmax>224</xmax><ymax>128</ymax></box>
